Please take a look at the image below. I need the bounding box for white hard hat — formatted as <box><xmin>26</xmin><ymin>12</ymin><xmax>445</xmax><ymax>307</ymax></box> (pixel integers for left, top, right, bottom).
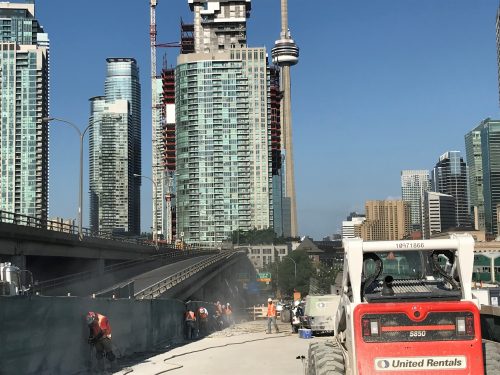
<box><xmin>267</xmin><ymin>298</ymin><xmax>272</xmax><ymax>302</ymax></box>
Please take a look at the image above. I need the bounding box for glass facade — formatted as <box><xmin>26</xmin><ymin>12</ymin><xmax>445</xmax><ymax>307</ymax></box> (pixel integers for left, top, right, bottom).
<box><xmin>432</xmin><ymin>151</ymin><xmax>471</xmax><ymax>229</ymax></box>
<box><xmin>480</xmin><ymin>121</ymin><xmax>500</xmax><ymax>236</ymax></box>
<box><xmin>401</xmin><ymin>170</ymin><xmax>431</xmax><ymax>232</ymax></box>
<box><xmin>0</xmin><ymin>3</ymin><xmax>49</xmax><ymax>220</ymax></box>
<box><xmin>465</xmin><ymin>121</ymin><xmax>487</xmax><ymax>231</ymax></box>
<box><xmin>175</xmin><ymin>48</ymin><xmax>272</xmax><ymax>244</ymax></box>
<box><xmin>89</xmin><ymin>58</ymin><xmax>141</xmax><ymax>235</ymax></box>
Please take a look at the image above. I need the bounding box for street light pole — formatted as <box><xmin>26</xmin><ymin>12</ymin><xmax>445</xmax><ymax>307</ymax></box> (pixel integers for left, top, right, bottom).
<box><xmin>134</xmin><ymin>174</ymin><xmax>158</xmax><ymax>249</ymax></box>
<box><xmin>283</xmin><ymin>255</ymin><xmax>297</xmax><ymax>281</ymax></box>
<box><xmin>43</xmin><ymin>117</ymin><xmax>90</xmax><ymax>241</ymax></box>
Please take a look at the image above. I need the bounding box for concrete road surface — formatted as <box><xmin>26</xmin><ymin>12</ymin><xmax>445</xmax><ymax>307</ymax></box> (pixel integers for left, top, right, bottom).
<box><xmin>113</xmin><ymin>320</ymin><xmax>322</xmax><ymax>375</ymax></box>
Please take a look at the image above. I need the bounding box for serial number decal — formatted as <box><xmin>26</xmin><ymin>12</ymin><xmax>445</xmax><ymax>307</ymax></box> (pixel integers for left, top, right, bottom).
<box><xmin>409</xmin><ymin>330</ymin><xmax>426</xmax><ymax>337</ymax></box>
<box><xmin>374</xmin><ymin>356</ymin><xmax>466</xmax><ymax>371</ymax></box>
<box><xmin>395</xmin><ymin>242</ymin><xmax>425</xmax><ymax>249</ymax></box>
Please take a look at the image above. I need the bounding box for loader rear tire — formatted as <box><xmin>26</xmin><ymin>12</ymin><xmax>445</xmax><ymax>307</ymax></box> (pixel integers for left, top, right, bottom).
<box><xmin>484</xmin><ymin>340</ymin><xmax>500</xmax><ymax>375</ymax></box>
<box><xmin>308</xmin><ymin>340</ymin><xmax>345</xmax><ymax>375</ymax></box>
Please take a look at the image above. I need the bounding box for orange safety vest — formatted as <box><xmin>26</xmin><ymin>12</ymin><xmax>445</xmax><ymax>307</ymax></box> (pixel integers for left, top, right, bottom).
<box><xmin>267</xmin><ymin>303</ymin><xmax>276</xmax><ymax>317</ymax></box>
<box><xmin>185</xmin><ymin>311</ymin><xmax>196</xmax><ymax>321</ymax></box>
<box><xmin>91</xmin><ymin>313</ymin><xmax>112</xmax><ymax>339</ymax></box>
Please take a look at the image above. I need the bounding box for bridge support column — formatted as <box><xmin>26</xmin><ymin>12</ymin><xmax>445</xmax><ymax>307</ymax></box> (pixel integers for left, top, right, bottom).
<box><xmin>92</xmin><ymin>259</ymin><xmax>105</xmax><ymax>277</ymax></box>
<box><xmin>11</xmin><ymin>255</ymin><xmax>26</xmax><ymax>270</ymax></box>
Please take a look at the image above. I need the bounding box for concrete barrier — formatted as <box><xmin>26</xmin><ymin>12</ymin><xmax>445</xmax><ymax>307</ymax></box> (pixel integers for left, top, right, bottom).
<box><xmin>0</xmin><ymin>295</ymin><xmax>185</xmax><ymax>375</ymax></box>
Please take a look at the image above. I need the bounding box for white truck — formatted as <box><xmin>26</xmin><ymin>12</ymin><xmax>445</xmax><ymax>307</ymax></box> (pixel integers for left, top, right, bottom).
<box><xmin>302</xmin><ymin>294</ymin><xmax>341</xmax><ymax>334</ymax></box>
<box><xmin>0</xmin><ymin>262</ymin><xmax>32</xmax><ymax>296</ymax></box>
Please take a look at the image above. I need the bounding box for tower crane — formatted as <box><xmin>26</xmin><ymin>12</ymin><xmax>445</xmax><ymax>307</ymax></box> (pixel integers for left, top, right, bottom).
<box><xmin>150</xmin><ymin>0</ymin><xmax>161</xmax><ymax>244</ymax></box>
<box><xmin>150</xmin><ymin>0</ymin><xmax>181</xmax><ymax>244</ymax></box>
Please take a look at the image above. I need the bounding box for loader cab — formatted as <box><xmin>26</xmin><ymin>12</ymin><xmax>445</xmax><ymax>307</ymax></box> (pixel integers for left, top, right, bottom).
<box><xmin>361</xmin><ymin>249</ymin><xmax>462</xmax><ymax>303</ymax></box>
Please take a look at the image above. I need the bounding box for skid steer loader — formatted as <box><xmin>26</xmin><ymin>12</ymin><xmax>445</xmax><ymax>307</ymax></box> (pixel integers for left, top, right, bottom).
<box><xmin>307</xmin><ymin>234</ymin><xmax>500</xmax><ymax>375</ymax></box>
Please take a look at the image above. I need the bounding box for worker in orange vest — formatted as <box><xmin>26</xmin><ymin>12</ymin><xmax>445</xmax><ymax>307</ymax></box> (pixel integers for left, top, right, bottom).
<box><xmin>266</xmin><ymin>298</ymin><xmax>279</xmax><ymax>334</ymax></box>
<box><xmin>225</xmin><ymin>303</ymin><xmax>233</xmax><ymax>326</ymax></box>
<box><xmin>197</xmin><ymin>306</ymin><xmax>209</xmax><ymax>336</ymax></box>
<box><xmin>86</xmin><ymin>311</ymin><xmax>116</xmax><ymax>370</ymax></box>
<box><xmin>185</xmin><ymin>308</ymin><xmax>197</xmax><ymax>339</ymax></box>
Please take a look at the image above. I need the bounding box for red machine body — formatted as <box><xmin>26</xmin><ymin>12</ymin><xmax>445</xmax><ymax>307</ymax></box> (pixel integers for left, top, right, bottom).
<box><xmin>353</xmin><ymin>301</ymin><xmax>483</xmax><ymax>375</ymax></box>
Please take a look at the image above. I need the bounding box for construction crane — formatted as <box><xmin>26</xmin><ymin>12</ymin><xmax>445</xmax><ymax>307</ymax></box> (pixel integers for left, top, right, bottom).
<box><xmin>150</xmin><ymin>0</ymin><xmax>161</xmax><ymax>245</ymax></box>
<box><xmin>150</xmin><ymin>0</ymin><xmax>181</xmax><ymax>245</ymax></box>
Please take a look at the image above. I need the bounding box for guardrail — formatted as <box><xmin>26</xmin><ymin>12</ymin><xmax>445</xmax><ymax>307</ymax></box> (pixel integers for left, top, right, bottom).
<box><xmin>33</xmin><ymin>248</ymin><xmax>217</xmax><ymax>294</ymax></box>
<box><xmin>134</xmin><ymin>251</ymin><xmax>241</xmax><ymax>299</ymax></box>
<box><xmin>0</xmin><ymin>209</ymin><xmax>220</xmax><ymax>250</ymax></box>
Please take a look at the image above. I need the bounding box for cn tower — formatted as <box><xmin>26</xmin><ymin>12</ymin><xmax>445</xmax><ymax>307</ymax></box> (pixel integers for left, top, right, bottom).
<box><xmin>272</xmin><ymin>0</ymin><xmax>299</xmax><ymax>237</ymax></box>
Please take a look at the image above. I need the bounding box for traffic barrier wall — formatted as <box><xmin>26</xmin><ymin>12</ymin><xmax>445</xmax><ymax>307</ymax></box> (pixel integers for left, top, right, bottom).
<box><xmin>480</xmin><ymin>305</ymin><xmax>500</xmax><ymax>342</ymax></box>
<box><xmin>0</xmin><ymin>295</ymin><xmax>185</xmax><ymax>375</ymax></box>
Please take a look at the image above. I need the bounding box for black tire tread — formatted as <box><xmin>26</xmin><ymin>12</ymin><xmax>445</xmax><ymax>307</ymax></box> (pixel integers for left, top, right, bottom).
<box><xmin>308</xmin><ymin>341</ymin><xmax>345</xmax><ymax>375</ymax></box>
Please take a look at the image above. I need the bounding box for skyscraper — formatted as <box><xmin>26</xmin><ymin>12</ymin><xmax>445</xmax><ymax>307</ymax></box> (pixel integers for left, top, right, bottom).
<box><xmin>496</xmin><ymin>7</ymin><xmax>500</xmax><ymax>106</ymax></box>
<box><xmin>423</xmin><ymin>191</ymin><xmax>456</xmax><ymax>238</ymax></box>
<box><xmin>175</xmin><ymin>0</ymin><xmax>278</xmax><ymax>244</ymax></box>
<box><xmin>272</xmin><ymin>0</ymin><xmax>299</xmax><ymax>238</ymax></box>
<box><xmin>431</xmin><ymin>151</ymin><xmax>471</xmax><ymax>229</ymax></box>
<box><xmin>479</xmin><ymin>120</ymin><xmax>500</xmax><ymax>236</ymax></box>
<box><xmin>0</xmin><ymin>1</ymin><xmax>49</xmax><ymax>220</ymax></box>
<box><xmin>401</xmin><ymin>170</ymin><xmax>431</xmax><ymax>233</ymax></box>
<box><xmin>465</xmin><ymin>119</ymin><xmax>489</xmax><ymax>231</ymax></box>
<box><xmin>89</xmin><ymin>58</ymin><xmax>141</xmax><ymax>235</ymax></box>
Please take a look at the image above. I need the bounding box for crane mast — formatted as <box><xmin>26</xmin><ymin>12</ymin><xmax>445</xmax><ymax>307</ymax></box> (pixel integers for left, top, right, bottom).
<box><xmin>150</xmin><ymin>0</ymin><xmax>159</xmax><ymax>244</ymax></box>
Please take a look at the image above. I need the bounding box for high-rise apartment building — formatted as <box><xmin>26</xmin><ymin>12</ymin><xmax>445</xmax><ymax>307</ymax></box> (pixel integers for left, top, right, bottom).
<box><xmin>0</xmin><ymin>2</ymin><xmax>49</xmax><ymax>220</ymax></box>
<box><xmin>401</xmin><ymin>170</ymin><xmax>431</xmax><ymax>233</ymax></box>
<box><xmin>431</xmin><ymin>151</ymin><xmax>471</xmax><ymax>229</ymax></box>
<box><xmin>496</xmin><ymin>7</ymin><xmax>500</xmax><ymax>106</ymax></box>
<box><xmin>465</xmin><ymin>119</ymin><xmax>492</xmax><ymax>232</ymax></box>
<box><xmin>175</xmin><ymin>0</ymin><xmax>280</xmax><ymax>244</ymax></box>
<box><xmin>89</xmin><ymin>58</ymin><xmax>141</xmax><ymax>235</ymax></box>
<box><xmin>423</xmin><ymin>191</ymin><xmax>456</xmax><ymax>238</ymax></box>
<box><xmin>360</xmin><ymin>200</ymin><xmax>411</xmax><ymax>241</ymax></box>
<box><xmin>479</xmin><ymin>121</ymin><xmax>500</xmax><ymax>236</ymax></box>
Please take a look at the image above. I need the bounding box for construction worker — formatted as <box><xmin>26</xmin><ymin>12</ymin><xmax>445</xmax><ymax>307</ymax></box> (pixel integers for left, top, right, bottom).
<box><xmin>266</xmin><ymin>298</ymin><xmax>279</xmax><ymax>334</ymax></box>
<box><xmin>214</xmin><ymin>301</ymin><xmax>223</xmax><ymax>330</ymax></box>
<box><xmin>197</xmin><ymin>306</ymin><xmax>209</xmax><ymax>336</ymax></box>
<box><xmin>225</xmin><ymin>303</ymin><xmax>233</xmax><ymax>326</ymax></box>
<box><xmin>86</xmin><ymin>311</ymin><xmax>116</xmax><ymax>370</ymax></box>
<box><xmin>185</xmin><ymin>308</ymin><xmax>196</xmax><ymax>339</ymax></box>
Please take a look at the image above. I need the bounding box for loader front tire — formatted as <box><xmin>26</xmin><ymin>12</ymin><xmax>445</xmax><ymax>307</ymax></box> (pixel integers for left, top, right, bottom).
<box><xmin>308</xmin><ymin>341</ymin><xmax>345</xmax><ymax>375</ymax></box>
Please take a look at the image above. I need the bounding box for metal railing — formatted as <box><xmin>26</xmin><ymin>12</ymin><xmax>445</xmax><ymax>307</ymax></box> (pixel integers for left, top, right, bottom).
<box><xmin>134</xmin><ymin>251</ymin><xmax>242</xmax><ymax>299</ymax></box>
<box><xmin>0</xmin><ymin>209</ymin><xmax>219</xmax><ymax>249</ymax></box>
<box><xmin>33</xmin><ymin>248</ymin><xmax>217</xmax><ymax>294</ymax></box>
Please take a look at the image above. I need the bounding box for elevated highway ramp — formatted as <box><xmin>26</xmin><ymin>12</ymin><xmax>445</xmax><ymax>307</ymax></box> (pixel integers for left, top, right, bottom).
<box><xmin>95</xmin><ymin>251</ymin><xmax>246</xmax><ymax>300</ymax></box>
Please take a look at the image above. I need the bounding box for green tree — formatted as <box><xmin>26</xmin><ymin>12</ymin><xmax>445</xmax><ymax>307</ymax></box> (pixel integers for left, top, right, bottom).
<box><xmin>314</xmin><ymin>263</ymin><xmax>341</xmax><ymax>294</ymax></box>
<box><xmin>229</xmin><ymin>228</ymin><xmax>299</xmax><ymax>245</ymax></box>
<box><xmin>277</xmin><ymin>250</ymin><xmax>314</xmax><ymax>297</ymax></box>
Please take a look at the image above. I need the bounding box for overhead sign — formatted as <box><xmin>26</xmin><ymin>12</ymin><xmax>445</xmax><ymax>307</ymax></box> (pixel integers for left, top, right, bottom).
<box><xmin>257</xmin><ymin>272</ymin><xmax>271</xmax><ymax>282</ymax></box>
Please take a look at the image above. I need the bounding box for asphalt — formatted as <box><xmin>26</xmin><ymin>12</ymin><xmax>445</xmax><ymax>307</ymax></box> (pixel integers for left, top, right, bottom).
<box><xmin>111</xmin><ymin>320</ymin><xmax>324</xmax><ymax>375</ymax></box>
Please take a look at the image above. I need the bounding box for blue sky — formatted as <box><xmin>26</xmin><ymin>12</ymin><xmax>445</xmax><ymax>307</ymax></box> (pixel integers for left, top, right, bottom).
<box><xmin>37</xmin><ymin>0</ymin><xmax>500</xmax><ymax>239</ymax></box>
